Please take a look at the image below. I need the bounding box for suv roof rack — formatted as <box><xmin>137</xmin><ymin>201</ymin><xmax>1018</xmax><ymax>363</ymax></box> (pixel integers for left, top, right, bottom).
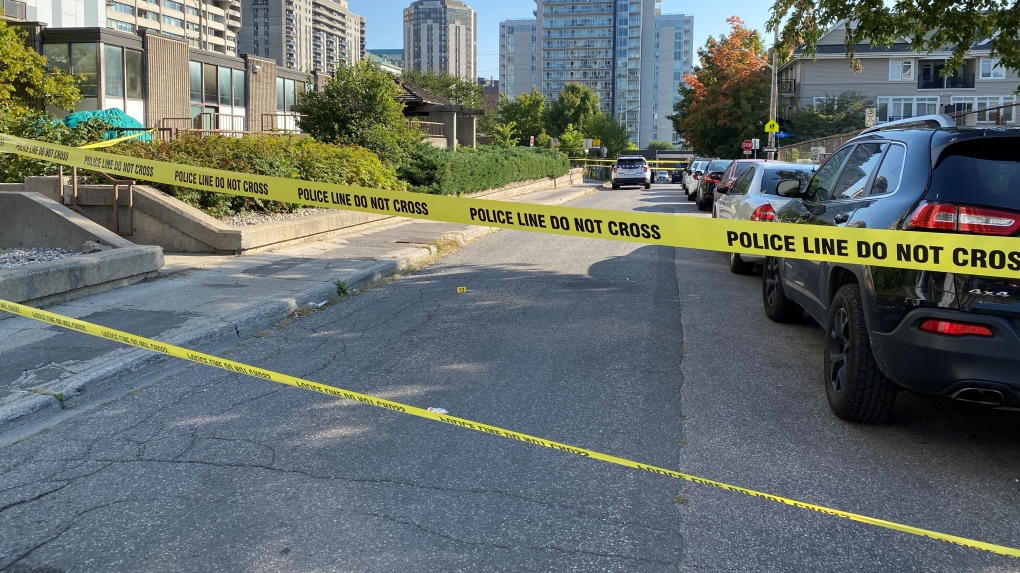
<box><xmin>859</xmin><ymin>114</ymin><xmax>956</xmax><ymax>135</ymax></box>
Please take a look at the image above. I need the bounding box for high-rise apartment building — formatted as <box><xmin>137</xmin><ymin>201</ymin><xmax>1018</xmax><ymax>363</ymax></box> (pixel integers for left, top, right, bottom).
<box><xmin>110</xmin><ymin>0</ymin><xmax>241</xmax><ymax>55</ymax></box>
<box><xmin>498</xmin><ymin>18</ymin><xmax>536</xmax><ymax>101</ymax></box>
<box><xmin>403</xmin><ymin>0</ymin><xmax>477</xmax><ymax>81</ymax></box>
<box><xmin>530</xmin><ymin>0</ymin><xmax>693</xmax><ymax>147</ymax></box>
<box><xmin>649</xmin><ymin>14</ymin><xmax>693</xmax><ymax>146</ymax></box>
<box><xmin>238</xmin><ymin>0</ymin><xmax>364</xmax><ymax>74</ymax></box>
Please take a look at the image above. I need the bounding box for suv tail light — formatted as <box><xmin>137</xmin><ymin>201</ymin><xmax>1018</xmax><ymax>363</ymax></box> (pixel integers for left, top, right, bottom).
<box><xmin>907</xmin><ymin>202</ymin><xmax>1020</xmax><ymax>236</ymax></box>
<box><xmin>918</xmin><ymin>319</ymin><xmax>994</xmax><ymax>337</ymax></box>
<box><xmin>750</xmin><ymin>204</ymin><xmax>776</xmax><ymax>222</ymax></box>
<box><xmin>643</xmin><ymin>166</ymin><xmax>649</xmax><ymax>173</ymax></box>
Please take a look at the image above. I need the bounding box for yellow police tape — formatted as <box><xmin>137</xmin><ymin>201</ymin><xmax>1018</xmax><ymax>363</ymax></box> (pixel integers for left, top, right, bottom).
<box><xmin>79</xmin><ymin>129</ymin><xmax>156</xmax><ymax>149</ymax></box>
<box><xmin>0</xmin><ymin>298</ymin><xmax>1016</xmax><ymax>558</ymax></box>
<box><xmin>1</xmin><ymin>132</ymin><xmax>1019</xmax><ymax>280</ymax></box>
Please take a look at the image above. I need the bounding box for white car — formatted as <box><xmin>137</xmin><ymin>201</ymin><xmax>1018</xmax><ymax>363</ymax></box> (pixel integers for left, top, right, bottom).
<box><xmin>656</xmin><ymin>170</ymin><xmax>669</xmax><ymax>182</ymax></box>
<box><xmin>611</xmin><ymin>156</ymin><xmax>652</xmax><ymax>189</ymax></box>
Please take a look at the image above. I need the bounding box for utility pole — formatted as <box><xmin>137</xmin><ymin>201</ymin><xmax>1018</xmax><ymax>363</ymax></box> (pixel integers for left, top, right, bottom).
<box><xmin>768</xmin><ymin>25</ymin><xmax>778</xmax><ymax>161</ymax></box>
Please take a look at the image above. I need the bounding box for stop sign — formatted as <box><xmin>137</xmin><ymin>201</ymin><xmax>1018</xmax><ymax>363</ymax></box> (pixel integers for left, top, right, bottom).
<box><xmin>742</xmin><ymin>139</ymin><xmax>753</xmax><ymax>151</ymax></box>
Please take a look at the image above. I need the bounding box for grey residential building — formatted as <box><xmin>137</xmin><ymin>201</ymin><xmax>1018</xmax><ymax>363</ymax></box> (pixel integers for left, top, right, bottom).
<box><xmin>238</xmin><ymin>0</ymin><xmax>364</xmax><ymax>74</ymax></box>
<box><xmin>403</xmin><ymin>0</ymin><xmax>477</xmax><ymax>81</ymax></box>
<box><xmin>525</xmin><ymin>0</ymin><xmax>692</xmax><ymax>147</ymax></box>
<box><xmin>498</xmin><ymin>18</ymin><xmax>536</xmax><ymax>101</ymax></box>
<box><xmin>779</xmin><ymin>22</ymin><xmax>1020</xmax><ymax>125</ymax></box>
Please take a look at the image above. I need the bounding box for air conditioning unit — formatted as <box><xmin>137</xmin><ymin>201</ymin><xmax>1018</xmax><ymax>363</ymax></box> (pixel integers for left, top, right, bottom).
<box><xmin>106</xmin><ymin>0</ymin><xmax>115</xmax><ymax>5</ymax></box>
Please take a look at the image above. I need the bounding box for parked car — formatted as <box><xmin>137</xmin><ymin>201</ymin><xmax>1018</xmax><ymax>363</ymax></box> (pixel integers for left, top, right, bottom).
<box><xmin>612</xmin><ymin>156</ymin><xmax>651</xmax><ymax>189</ymax></box>
<box><xmin>762</xmin><ymin>115</ymin><xmax>1020</xmax><ymax>423</ymax></box>
<box><xmin>695</xmin><ymin>159</ymin><xmax>733</xmax><ymax>211</ymax></box>
<box><xmin>671</xmin><ymin>163</ymin><xmax>686</xmax><ymax>183</ymax></box>
<box><xmin>683</xmin><ymin>159</ymin><xmax>711</xmax><ymax>199</ymax></box>
<box><xmin>713</xmin><ymin>159</ymin><xmax>765</xmax><ymax>206</ymax></box>
<box><xmin>713</xmin><ymin>162</ymin><xmax>817</xmax><ymax>274</ymax></box>
<box><xmin>657</xmin><ymin>170</ymin><xmax>669</xmax><ymax>182</ymax></box>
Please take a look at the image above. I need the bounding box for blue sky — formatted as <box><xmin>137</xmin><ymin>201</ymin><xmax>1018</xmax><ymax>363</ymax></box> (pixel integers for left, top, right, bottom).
<box><xmin>357</xmin><ymin>0</ymin><xmax>776</xmax><ymax>79</ymax></box>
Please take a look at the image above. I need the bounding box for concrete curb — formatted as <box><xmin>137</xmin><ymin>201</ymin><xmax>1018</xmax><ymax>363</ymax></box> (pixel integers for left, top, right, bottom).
<box><xmin>0</xmin><ymin>184</ymin><xmax>597</xmax><ymax>433</ymax></box>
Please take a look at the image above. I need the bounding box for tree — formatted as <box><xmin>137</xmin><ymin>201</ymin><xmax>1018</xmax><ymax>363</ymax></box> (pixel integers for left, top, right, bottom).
<box><xmin>581</xmin><ymin>113</ymin><xmax>631</xmax><ymax>158</ymax></box>
<box><xmin>547</xmin><ymin>83</ymin><xmax>600</xmax><ymax>138</ymax></box>
<box><xmin>558</xmin><ymin>123</ymin><xmax>584</xmax><ymax>156</ymax></box>
<box><xmin>783</xmin><ymin>91</ymin><xmax>872</xmax><ymax>143</ymax></box>
<box><xmin>497</xmin><ymin>89</ymin><xmax>547</xmax><ymax>146</ymax></box>
<box><xmin>0</xmin><ymin>20</ymin><xmax>80</xmax><ymax>110</ymax></box>
<box><xmin>771</xmin><ymin>0</ymin><xmax>1020</xmax><ymax>82</ymax></box>
<box><xmin>401</xmin><ymin>69</ymin><xmax>485</xmax><ymax>109</ymax></box>
<box><xmin>669</xmin><ymin>17</ymin><xmax>771</xmax><ymax>158</ymax></box>
<box><xmin>646</xmin><ymin>140</ymin><xmax>674</xmax><ymax>151</ymax></box>
<box><xmin>490</xmin><ymin>121</ymin><xmax>518</xmax><ymax>147</ymax></box>
<box><xmin>297</xmin><ymin>62</ymin><xmax>422</xmax><ymax>166</ymax></box>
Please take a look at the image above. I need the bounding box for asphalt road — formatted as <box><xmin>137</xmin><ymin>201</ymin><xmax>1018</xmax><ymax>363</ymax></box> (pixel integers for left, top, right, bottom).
<box><xmin>2</xmin><ymin>182</ymin><xmax>1019</xmax><ymax>572</ymax></box>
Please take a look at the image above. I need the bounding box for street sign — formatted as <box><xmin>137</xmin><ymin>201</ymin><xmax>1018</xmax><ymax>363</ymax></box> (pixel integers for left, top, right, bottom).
<box><xmin>865</xmin><ymin>107</ymin><xmax>877</xmax><ymax>127</ymax></box>
<box><xmin>764</xmin><ymin>120</ymin><xmax>780</xmax><ymax>133</ymax></box>
<box><xmin>775</xmin><ymin>131</ymin><xmax>790</xmax><ymax>139</ymax></box>
<box><xmin>550</xmin><ymin>138</ymin><xmax>559</xmax><ymax>147</ymax></box>
<box><xmin>529</xmin><ymin>135</ymin><xmax>535</xmax><ymax>147</ymax></box>
<box><xmin>592</xmin><ymin>138</ymin><xmax>601</xmax><ymax>146</ymax></box>
<box><xmin>742</xmin><ymin>150</ymin><xmax>752</xmax><ymax>156</ymax></box>
<box><xmin>752</xmin><ymin>138</ymin><xmax>760</xmax><ymax>150</ymax></box>
<box><xmin>762</xmin><ymin>146</ymin><xmax>778</xmax><ymax>153</ymax></box>
<box><xmin>741</xmin><ymin>139</ymin><xmax>753</xmax><ymax>151</ymax></box>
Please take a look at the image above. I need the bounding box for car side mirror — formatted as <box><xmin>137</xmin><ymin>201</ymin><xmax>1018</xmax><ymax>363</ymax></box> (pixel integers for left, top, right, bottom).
<box><xmin>716</xmin><ymin>185</ymin><xmax>729</xmax><ymax>195</ymax></box>
<box><xmin>776</xmin><ymin>179</ymin><xmax>801</xmax><ymax>198</ymax></box>
<box><xmin>695</xmin><ymin>170</ymin><xmax>704</xmax><ymax>177</ymax></box>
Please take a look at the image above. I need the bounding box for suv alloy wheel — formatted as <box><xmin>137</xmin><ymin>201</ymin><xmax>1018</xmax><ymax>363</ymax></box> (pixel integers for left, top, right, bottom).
<box><xmin>824</xmin><ymin>284</ymin><xmax>898</xmax><ymax>423</ymax></box>
<box><xmin>762</xmin><ymin>257</ymin><xmax>803</xmax><ymax>322</ymax></box>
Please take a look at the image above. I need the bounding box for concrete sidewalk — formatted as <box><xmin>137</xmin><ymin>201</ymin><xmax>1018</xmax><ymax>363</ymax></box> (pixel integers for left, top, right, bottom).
<box><xmin>0</xmin><ymin>182</ymin><xmax>599</xmax><ymax>432</ymax></box>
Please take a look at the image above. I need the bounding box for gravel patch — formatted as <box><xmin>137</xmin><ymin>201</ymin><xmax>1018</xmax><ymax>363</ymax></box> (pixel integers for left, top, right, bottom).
<box><xmin>220</xmin><ymin>208</ymin><xmax>334</xmax><ymax>227</ymax></box>
<box><xmin>0</xmin><ymin>248</ymin><xmax>82</xmax><ymax>269</ymax></box>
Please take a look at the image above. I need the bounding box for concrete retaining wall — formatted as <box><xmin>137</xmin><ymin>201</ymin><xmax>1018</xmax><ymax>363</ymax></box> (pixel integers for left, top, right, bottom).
<box><xmin>0</xmin><ymin>192</ymin><xmax>164</xmax><ymax>306</ymax></box>
<box><xmin>30</xmin><ymin>167</ymin><xmax>585</xmax><ymax>255</ymax></box>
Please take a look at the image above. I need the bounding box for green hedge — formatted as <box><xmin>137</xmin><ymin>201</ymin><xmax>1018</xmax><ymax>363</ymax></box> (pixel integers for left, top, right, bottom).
<box><xmin>398</xmin><ymin>144</ymin><xmax>570</xmax><ymax>195</ymax></box>
<box><xmin>113</xmin><ymin>135</ymin><xmax>405</xmax><ymax>217</ymax></box>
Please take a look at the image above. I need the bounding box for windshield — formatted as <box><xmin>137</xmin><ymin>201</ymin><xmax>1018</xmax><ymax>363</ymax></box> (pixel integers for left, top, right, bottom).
<box><xmin>617</xmin><ymin>158</ymin><xmax>646</xmax><ymax>168</ymax></box>
<box><xmin>762</xmin><ymin>165</ymin><xmax>817</xmax><ymax>195</ymax></box>
<box><xmin>928</xmin><ymin>139</ymin><xmax>1020</xmax><ymax>211</ymax></box>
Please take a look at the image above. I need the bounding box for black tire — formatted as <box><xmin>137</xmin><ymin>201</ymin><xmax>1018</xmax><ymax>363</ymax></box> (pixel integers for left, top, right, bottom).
<box><xmin>612</xmin><ymin>183</ymin><xmax>620</xmax><ymax>190</ymax></box>
<box><xmin>762</xmin><ymin>256</ymin><xmax>803</xmax><ymax>322</ymax></box>
<box><xmin>729</xmin><ymin>252</ymin><xmax>754</xmax><ymax>275</ymax></box>
<box><xmin>687</xmin><ymin>191</ymin><xmax>695</xmax><ymax>201</ymax></box>
<box><xmin>824</xmin><ymin>284</ymin><xmax>898</xmax><ymax>424</ymax></box>
<box><xmin>697</xmin><ymin>198</ymin><xmax>709</xmax><ymax>211</ymax></box>
<box><xmin>645</xmin><ymin>182</ymin><xmax>651</xmax><ymax>189</ymax></box>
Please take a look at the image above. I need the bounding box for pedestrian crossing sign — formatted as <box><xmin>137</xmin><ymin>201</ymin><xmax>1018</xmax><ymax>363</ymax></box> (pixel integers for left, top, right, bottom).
<box><xmin>764</xmin><ymin>120</ymin><xmax>780</xmax><ymax>133</ymax></box>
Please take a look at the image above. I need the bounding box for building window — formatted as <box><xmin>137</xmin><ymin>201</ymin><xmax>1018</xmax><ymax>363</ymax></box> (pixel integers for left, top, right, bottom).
<box><xmin>108</xmin><ymin>2</ymin><xmax>132</xmax><ymax>14</ymax></box>
<box><xmin>125</xmin><ymin>49</ymin><xmax>142</xmax><ymax>99</ymax></box>
<box><xmin>71</xmin><ymin>44</ymin><xmax>99</xmax><ymax>97</ymax></box>
<box><xmin>161</xmin><ymin>0</ymin><xmax>183</xmax><ymax>11</ymax></box>
<box><xmin>203</xmin><ymin>63</ymin><xmax>217</xmax><ymax>104</ymax></box>
<box><xmin>980</xmin><ymin>58</ymin><xmax>1005</xmax><ymax>79</ymax></box>
<box><xmin>104</xmin><ymin>45</ymin><xmax>124</xmax><ymax>98</ymax></box>
<box><xmin>876</xmin><ymin>96</ymin><xmax>938</xmax><ymax>121</ymax></box>
<box><xmin>218</xmin><ymin>66</ymin><xmax>232</xmax><ymax>106</ymax></box>
<box><xmin>162</xmin><ymin>15</ymin><xmax>184</xmax><ymax>27</ymax></box>
<box><xmin>189</xmin><ymin>61</ymin><xmax>202</xmax><ymax>103</ymax></box>
<box><xmin>232</xmin><ymin>68</ymin><xmax>244</xmax><ymax>107</ymax></box>
<box><xmin>888</xmin><ymin>60</ymin><xmax>913</xmax><ymax>81</ymax></box>
<box><xmin>107</xmin><ymin>19</ymin><xmax>134</xmax><ymax>32</ymax></box>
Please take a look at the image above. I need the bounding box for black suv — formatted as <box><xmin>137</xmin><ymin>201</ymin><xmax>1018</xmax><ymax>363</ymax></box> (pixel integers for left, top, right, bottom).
<box><xmin>762</xmin><ymin>116</ymin><xmax>1020</xmax><ymax>423</ymax></box>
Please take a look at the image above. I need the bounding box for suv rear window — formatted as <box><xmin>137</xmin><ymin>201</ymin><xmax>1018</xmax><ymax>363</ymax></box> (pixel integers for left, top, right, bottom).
<box><xmin>928</xmin><ymin>140</ymin><xmax>1020</xmax><ymax>211</ymax></box>
<box><xmin>616</xmin><ymin>158</ymin><xmax>646</xmax><ymax>167</ymax></box>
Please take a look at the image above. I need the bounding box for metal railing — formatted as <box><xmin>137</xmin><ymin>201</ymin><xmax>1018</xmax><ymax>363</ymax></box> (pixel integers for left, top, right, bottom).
<box><xmin>58</xmin><ymin>166</ymin><xmax>135</xmax><ymax>237</ymax></box>
<box><xmin>410</xmin><ymin>120</ymin><xmax>444</xmax><ymax>138</ymax></box>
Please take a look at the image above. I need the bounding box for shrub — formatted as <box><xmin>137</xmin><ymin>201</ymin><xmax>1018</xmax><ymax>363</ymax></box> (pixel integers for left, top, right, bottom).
<box><xmin>0</xmin><ymin>104</ymin><xmax>109</xmax><ymax>182</ymax></box>
<box><xmin>113</xmin><ymin>134</ymin><xmax>405</xmax><ymax>217</ymax></box>
<box><xmin>398</xmin><ymin>144</ymin><xmax>569</xmax><ymax>195</ymax></box>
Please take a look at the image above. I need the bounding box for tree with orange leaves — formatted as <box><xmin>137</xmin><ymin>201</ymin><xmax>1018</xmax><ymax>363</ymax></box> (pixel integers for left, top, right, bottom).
<box><xmin>669</xmin><ymin>17</ymin><xmax>771</xmax><ymax>158</ymax></box>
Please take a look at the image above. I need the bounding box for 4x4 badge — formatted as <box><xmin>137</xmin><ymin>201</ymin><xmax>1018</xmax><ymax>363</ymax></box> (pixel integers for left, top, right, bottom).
<box><xmin>969</xmin><ymin>289</ymin><xmax>1010</xmax><ymax>298</ymax></box>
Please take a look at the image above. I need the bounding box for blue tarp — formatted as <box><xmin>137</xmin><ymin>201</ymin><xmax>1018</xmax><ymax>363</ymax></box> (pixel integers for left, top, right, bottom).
<box><xmin>62</xmin><ymin>108</ymin><xmax>150</xmax><ymax>142</ymax></box>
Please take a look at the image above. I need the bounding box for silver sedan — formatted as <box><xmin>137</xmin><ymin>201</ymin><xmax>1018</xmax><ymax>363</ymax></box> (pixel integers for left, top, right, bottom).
<box><xmin>712</xmin><ymin>162</ymin><xmax>817</xmax><ymax>274</ymax></box>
